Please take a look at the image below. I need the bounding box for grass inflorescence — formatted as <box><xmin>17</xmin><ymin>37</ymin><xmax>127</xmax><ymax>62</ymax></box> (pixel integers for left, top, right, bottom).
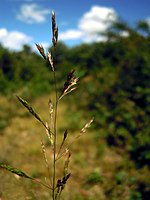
<box><xmin>0</xmin><ymin>10</ymin><xmax>93</xmax><ymax>200</ymax></box>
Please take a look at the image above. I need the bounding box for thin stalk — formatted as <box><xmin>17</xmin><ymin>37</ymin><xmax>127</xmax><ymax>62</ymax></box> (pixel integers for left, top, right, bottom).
<box><xmin>41</xmin><ymin>140</ymin><xmax>52</xmax><ymax>187</ymax></box>
<box><xmin>31</xmin><ymin>177</ymin><xmax>52</xmax><ymax>190</ymax></box>
<box><xmin>52</xmin><ymin>69</ymin><xmax>58</xmax><ymax>200</ymax></box>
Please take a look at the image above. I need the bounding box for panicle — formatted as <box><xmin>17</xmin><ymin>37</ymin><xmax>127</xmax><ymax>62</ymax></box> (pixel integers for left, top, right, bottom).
<box><xmin>52</xmin><ymin>10</ymin><xmax>58</xmax><ymax>48</ymax></box>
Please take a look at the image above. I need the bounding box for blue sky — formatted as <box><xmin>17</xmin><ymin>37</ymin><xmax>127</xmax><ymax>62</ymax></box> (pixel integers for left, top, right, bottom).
<box><xmin>0</xmin><ymin>0</ymin><xmax>150</xmax><ymax>51</ymax></box>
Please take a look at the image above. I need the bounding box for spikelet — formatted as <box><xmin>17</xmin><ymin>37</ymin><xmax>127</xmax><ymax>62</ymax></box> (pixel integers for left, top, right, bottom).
<box><xmin>35</xmin><ymin>43</ymin><xmax>47</xmax><ymax>60</ymax></box>
<box><xmin>41</xmin><ymin>140</ymin><xmax>49</xmax><ymax>168</ymax></box>
<box><xmin>16</xmin><ymin>95</ymin><xmax>47</xmax><ymax>130</ymax></box>
<box><xmin>59</xmin><ymin>70</ymin><xmax>79</xmax><ymax>100</ymax></box>
<box><xmin>71</xmin><ymin>118</ymin><xmax>94</xmax><ymax>142</ymax></box>
<box><xmin>48</xmin><ymin>99</ymin><xmax>54</xmax><ymax>142</ymax></box>
<box><xmin>80</xmin><ymin>117</ymin><xmax>94</xmax><ymax>135</ymax></box>
<box><xmin>64</xmin><ymin>151</ymin><xmax>71</xmax><ymax>177</ymax></box>
<box><xmin>55</xmin><ymin>173</ymin><xmax>71</xmax><ymax>199</ymax></box>
<box><xmin>48</xmin><ymin>51</ymin><xmax>54</xmax><ymax>71</ymax></box>
<box><xmin>56</xmin><ymin>130</ymin><xmax>68</xmax><ymax>160</ymax></box>
<box><xmin>61</xmin><ymin>173</ymin><xmax>71</xmax><ymax>190</ymax></box>
<box><xmin>52</xmin><ymin>10</ymin><xmax>58</xmax><ymax>48</ymax></box>
<box><xmin>48</xmin><ymin>99</ymin><xmax>54</xmax><ymax>124</ymax></box>
<box><xmin>45</xmin><ymin>122</ymin><xmax>54</xmax><ymax>146</ymax></box>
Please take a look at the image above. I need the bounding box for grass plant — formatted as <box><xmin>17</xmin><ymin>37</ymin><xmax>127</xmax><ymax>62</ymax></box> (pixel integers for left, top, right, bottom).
<box><xmin>0</xmin><ymin>11</ymin><xmax>93</xmax><ymax>200</ymax></box>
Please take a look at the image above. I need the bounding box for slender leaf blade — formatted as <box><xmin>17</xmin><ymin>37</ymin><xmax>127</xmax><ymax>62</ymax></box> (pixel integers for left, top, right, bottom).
<box><xmin>0</xmin><ymin>163</ymin><xmax>32</xmax><ymax>179</ymax></box>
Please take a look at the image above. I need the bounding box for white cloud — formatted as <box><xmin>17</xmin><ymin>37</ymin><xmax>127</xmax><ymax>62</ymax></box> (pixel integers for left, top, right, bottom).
<box><xmin>59</xmin><ymin>5</ymin><xmax>118</xmax><ymax>43</ymax></box>
<box><xmin>79</xmin><ymin>6</ymin><xmax>117</xmax><ymax>35</ymax></box>
<box><xmin>0</xmin><ymin>28</ymin><xmax>32</xmax><ymax>51</ymax></box>
<box><xmin>17</xmin><ymin>3</ymin><xmax>50</xmax><ymax>24</ymax></box>
<box><xmin>59</xmin><ymin>30</ymin><xmax>83</xmax><ymax>40</ymax></box>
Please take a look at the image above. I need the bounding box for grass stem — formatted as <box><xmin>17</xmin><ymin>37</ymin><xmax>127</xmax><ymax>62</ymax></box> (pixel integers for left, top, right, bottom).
<box><xmin>52</xmin><ymin>68</ymin><xmax>58</xmax><ymax>200</ymax></box>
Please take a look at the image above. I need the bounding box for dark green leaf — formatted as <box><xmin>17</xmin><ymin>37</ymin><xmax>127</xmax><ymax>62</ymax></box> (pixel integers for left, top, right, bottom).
<box><xmin>0</xmin><ymin>163</ymin><xmax>32</xmax><ymax>179</ymax></box>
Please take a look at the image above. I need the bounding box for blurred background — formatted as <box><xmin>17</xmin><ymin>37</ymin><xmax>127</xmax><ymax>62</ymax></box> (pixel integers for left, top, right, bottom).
<box><xmin>0</xmin><ymin>0</ymin><xmax>150</xmax><ymax>199</ymax></box>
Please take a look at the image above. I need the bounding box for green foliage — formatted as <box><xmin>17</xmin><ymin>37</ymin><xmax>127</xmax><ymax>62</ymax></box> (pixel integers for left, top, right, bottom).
<box><xmin>85</xmin><ymin>171</ymin><xmax>102</xmax><ymax>185</ymax></box>
<box><xmin>72</xmin><ymin>22</ymin><xmax>150</xmax><ymax>169</ymax></box>
<box><xmin>0</xmin><ymin>119</ymin><xmax>8</xmax><ymax>131</ymax></box>
<box><xmin>130</xmin><ymin>190</ymin><xmax>142</xmax><ymax>200</ymax></box>
<box><xmin>115</xmin><ymin>171</ymin><xmax>127</xmax><ymax>184</ymax></box>
<box><xmin>0</xmin><ymin>44</ymin><xmax>51</xmax><ymax>96</ymax></box>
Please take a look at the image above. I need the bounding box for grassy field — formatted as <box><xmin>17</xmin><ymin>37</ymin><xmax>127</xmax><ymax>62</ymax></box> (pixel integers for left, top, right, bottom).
<box><xmin>0</xmin><ymin>94</ymin><xmax>149</xmax><ymax>200</ymax></box>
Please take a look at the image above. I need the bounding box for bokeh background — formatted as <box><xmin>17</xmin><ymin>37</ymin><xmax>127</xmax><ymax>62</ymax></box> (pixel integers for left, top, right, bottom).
<box><xmin>0</xmin><ymin>0</ymin><xmax>150</xmax><ymax>199</ymax></box>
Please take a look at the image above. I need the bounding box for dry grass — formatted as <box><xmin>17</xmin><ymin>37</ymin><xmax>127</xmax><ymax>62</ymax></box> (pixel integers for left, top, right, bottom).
<box><xmin>1</xmin><ymin>93</ymin><xmax>149</xmax><ymax>200</ymax></box>
<box><xmin>0</xmin><ymin>95</ymin><xmax>93</xmax><ymax>199</ymax></box>
<box><xmin>0</xmin><ymin>94</ymin><xmax>134</xmax><ymax>200</ymax></box>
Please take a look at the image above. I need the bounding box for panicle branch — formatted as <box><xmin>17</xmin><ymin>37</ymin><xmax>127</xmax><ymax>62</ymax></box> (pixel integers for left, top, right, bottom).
<box><xmin>59</xmin><ymin>70</ymin><xmax>79</xmax><ymax>101</ymax></box>
<box><xmin>16</xmin><ymin>95</ymin><xmax>48</xmax><ymax>130</ymax></box>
